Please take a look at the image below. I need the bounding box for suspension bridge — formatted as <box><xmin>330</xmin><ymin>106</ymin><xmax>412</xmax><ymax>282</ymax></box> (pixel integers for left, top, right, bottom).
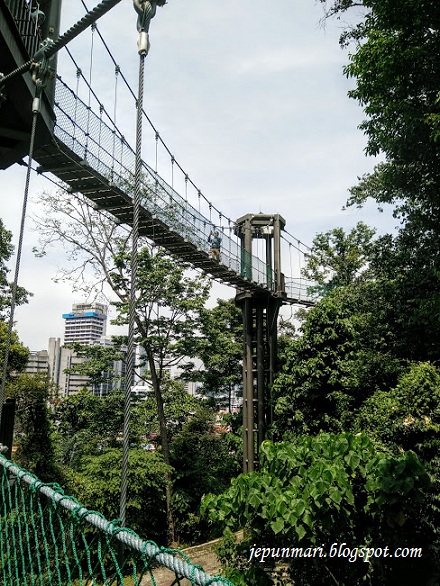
<box><xmin>35</xmin><ymin>74</ymin><xmax>314</xmax><ymax>304</ymax></box>
<box><xmin>0</xmin><ymin>1</ymin><xmax>319</xmax><ymax>583</ymax></box>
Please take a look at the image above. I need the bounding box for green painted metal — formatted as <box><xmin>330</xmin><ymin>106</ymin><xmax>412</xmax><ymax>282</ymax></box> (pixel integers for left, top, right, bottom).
<box><xmin>0</xmin><ymin>455</ymin><xmax>234</xmax><ymax>586</ymax></box>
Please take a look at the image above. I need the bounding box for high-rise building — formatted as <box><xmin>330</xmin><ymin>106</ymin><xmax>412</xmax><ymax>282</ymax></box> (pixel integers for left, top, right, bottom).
<box><xmin>62</xmin><ymin>302</ymin><xmax>107</xmax><ymax>344</ymax></box>
<box><xmin>40</xmin><ymin>302</ymin><xmax>119</xmax><ymax>396</ymax></box>
<box><xmin>24</xmin><ymin>350</ymin><xmax>49</xmax><ymax>376</ymax></box>
<box><xmin>46</xmin><ymin>335</ymin><xmax>126</xmax><ymax>397</ymax></box>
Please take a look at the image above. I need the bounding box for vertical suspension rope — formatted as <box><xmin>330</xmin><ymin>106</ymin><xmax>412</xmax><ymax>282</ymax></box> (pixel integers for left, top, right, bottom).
<box><xmin>289</xmin><ymin>242</ymin><xmax>294</xmax><ymax>298</ymax></box>
<box><xmin>170</xmin><ymin>155</ymin><xmax>174</xmax><ymax>191</ymax></box>
<box><xmin>119</xmin><ymin>49</ymin><xmax>146</xmax><ymax>530</ymax></box>
<box><xmin>111</xmin><ymin>65</ymin><xmax>120</xmax><ymax>183</ymax></box>
<box><xmin>84</xmin><ymin>22</ymin><xmax>96</xmax><ymax>159</ymax></box>
<box><xmin>227</xmin><ymin>219</ymin><xmax>231</xmax><ymax>269</ymax></box>
<box><xmin>98</xmin><ymin>103</ymin><xmax>104</xmax><ymax>173</ymax></box>
<box><xmin>154</xmin><ymin>131</ymin><xmax>159</xmax><ymax>214</ymax></box>
<box><xmin>0</xmin><ymin>85</ymin><xmax>42</xmax><ymax>432</ymax></box>
<box><xmin>73</xmin><ymin>67</ymin><xmax>81</xmax><ymax>147</ymax></box>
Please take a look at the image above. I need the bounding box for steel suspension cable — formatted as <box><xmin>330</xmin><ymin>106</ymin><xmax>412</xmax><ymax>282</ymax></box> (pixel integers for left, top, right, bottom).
<box><xmin>119</xmin><ymin>25</ymin><xmax>148</xmax><ymax>528</ymax></box>
<box><xmin>283</xmin><ymin>229</ymin><xmax>312</xmax><ymax>251</ymax></box>
<box><xmin>280</xmin><ymin>233</ymin><xmax>310</xmax><ymax>255</ymax></box>
<box><xmin>77</xmin><ymin>0</ymin><xmax>237</xmax><ymax>228</ymax></box>
<box><xmin>0</xmin><ymin>85</ymin><xmax>42</xmax><ymax>433</ymax></box>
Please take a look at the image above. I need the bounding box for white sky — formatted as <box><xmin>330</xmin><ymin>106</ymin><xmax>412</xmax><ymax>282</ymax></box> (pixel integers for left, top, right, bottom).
<box><xmin>1</xmin><ymin>0</ymin><xmax>396</xmax><ymax>350</ymax></box>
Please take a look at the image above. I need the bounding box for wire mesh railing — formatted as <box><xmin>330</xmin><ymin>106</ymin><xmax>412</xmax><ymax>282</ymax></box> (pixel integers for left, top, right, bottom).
<box><xmin>53</xmin><ymin>77</ymin><xmax>275</xmax><ymax>290</ymax></box>
<box><xmin>284</xmin><ymin>278</ymin><xmax>318</xmax><ymax>304</ymax></box>
<box><xmin>0</xmin><ymin>455</ymin><xmax>234</xmax><ymax>586</ymax></box>
<box><xmin>5</xmin><ymin>0</ymin><xmax>43</xmax><ymax>58</ymax></box>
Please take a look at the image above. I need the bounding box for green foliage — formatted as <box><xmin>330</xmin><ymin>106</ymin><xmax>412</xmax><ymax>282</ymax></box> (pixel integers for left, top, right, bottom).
<box><xmin>0</xmin><ymin>320</ymin><xmax>29</xmax><ymax>379</ymax></box>
<box><xmin>64</xmin><ymin>448</ymin><xmax>169</xmax><ymax>543</ymax></box>
<box><xmin>272</xmin><ymin>284</ymin><xmax>403</xmax><ymax>436</ymax></box>
<box><xmin>357</xmin><ymin>362</ymin><xmax>440</xmax><ymax>474</ymax></box>
<box><xmin>54</xmin><ymin>389</ymin><xmax>124</xmax><ymax>466</ymax></box>
<box><xmin>137</xmin><ymin>379</ymin><xmax>204</xmax><ymax>441</ymax></box>
<box><xmin>215</xmin><ymin>529</ymin><xmax>273</xmax><ymax>586</ymax></box>
<box><xmin>302</xmin><ymin>222</ymin><xmax>375</xmax><ymax>294</ymax></box>
<box><xmin>321</xmin><ymin>0</ymin><xmax>440</xmax><ymax>222</ymax></box>
<box><xmin>170</xmin><ymin>408</ymin><xmax>240</xmax><ymax>543</ymax></box>
<box><xmin>111</xmin><ymin>247</ymin><xmax>211</xmax><ymax>371</ymax></box>
<box><xmin>319</xmin><ymin>1</ymin><xmax>440</xmax><ymax>364</ymax></box>
<box><xmin>63</xmin><ymin>341</ymin><xmax>124</xmax><ymax>390</ymax></box>
<box><xmin>7</xmin><ymin>373</ymin><xmax>60</xmax><ymax>481</ymax></box>
<box><xmin>0</xmin><ymin>218</ymin><xmax>30</xmax><ymax>319</ymax></box>
<box><xmin>203</xmin><ymin>433</ymin><xmax>437</xmax><ymax>585</ymax></box>
<box><xmin>186</xmin><ymin>298</ymin><xmax>242</xmax><ymax>410</ymax></box>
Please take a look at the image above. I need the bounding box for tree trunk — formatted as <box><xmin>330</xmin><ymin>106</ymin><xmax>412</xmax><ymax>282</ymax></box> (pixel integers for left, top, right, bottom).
<box><xmin>146</xmin><ymin>345</ymin><xmax>175</xmax><ymax>545</ymax></box>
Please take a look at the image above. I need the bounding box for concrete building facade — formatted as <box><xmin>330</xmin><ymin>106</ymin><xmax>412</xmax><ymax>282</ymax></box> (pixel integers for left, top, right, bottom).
<box><xmin>62</xmin><ymin>302</ymin><xmax>107</xmax><ymax>344</ymax></box>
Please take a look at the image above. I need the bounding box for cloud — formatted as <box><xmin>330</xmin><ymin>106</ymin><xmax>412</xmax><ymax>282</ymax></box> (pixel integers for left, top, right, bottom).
<box><xmin>232</xmin><ymin>46</ymin><xmax>343</xmax><ymax>76</ymax></box>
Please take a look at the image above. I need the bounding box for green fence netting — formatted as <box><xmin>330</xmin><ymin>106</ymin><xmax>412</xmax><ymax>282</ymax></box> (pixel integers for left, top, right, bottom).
<box><xmin>0</xmin><ymin>455</ymin><xmax>234</xmax><ymax>586</ymax></box>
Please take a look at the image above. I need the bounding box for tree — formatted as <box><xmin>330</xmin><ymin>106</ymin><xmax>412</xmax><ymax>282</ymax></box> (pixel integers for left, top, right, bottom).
<box><xmin>170</xmin><ymin>407</ymin><xmax>240</xmax><ymax>544</ymax></box>
<box><xmin>7</xmin><ymin>373</ymin><xmax>60</xmax><ymax>480</ymax></box>
<box><xmin>138</xmin><ymin>378</ymin><xmax>204</xmax><ymax>441</ymax></box>
<box><xmin>0</xmin><ymin>321</ymin><xmax>29</xmax><ymax>380</ymax></box>
<box><xmin>111</xmin><ymin>247</ymin><xmax>211</xmax><ymax>543</ymax></box>
<box><xmin>63</xmin><ymin>341</ymin><xmax>125</xmax><ymax>393</ymax></box>
<box><xmin>356</xmin><ymin>362</ymin><xmax>440</xmax><ymax>476</ymax></box>
<box><xmin>185</xmin><ymin>298</ymin><xmax>243</xmax><ymax>411</ymax></box>
<box><xmin>65</xmin><ymin>448</ymin><xmax>169</xmax><ymax>543</ymax></box>
<box><xmin>54</xmin><ymin>389</ymin><xmax>125</xmax><ymax>467</ymax></box>
<box><xmin>318</xmin><ymin>0</ymin><xmax>440</xmax><ymax>362</ymax></box>
<box><xmin>302</xmin><ymin>222</ymin><xmax>375</xmax><ymax>295</ymax></box>
<box><xmin>340</xmin><ymin>0</ymin><xmax>440</xmax><ymax>220</ymax></box>
<box><xmin>34</xmin><ymin>189</ymin><xmax>211</xmax><ymax>543</ymax></box>
<box><xmin>0</xmin><ymin>218</ymin><xmax>29</xmax><ymax>319</ymax></box>
<box><xmin>272</xmin><ymin>283</ymin><xmax>403</xmax><ymax>437</ymax></box>
<box><xmin>202</xmin><ymin>433</ymin><xmax>438</xmax><ymax>585</ymax></box>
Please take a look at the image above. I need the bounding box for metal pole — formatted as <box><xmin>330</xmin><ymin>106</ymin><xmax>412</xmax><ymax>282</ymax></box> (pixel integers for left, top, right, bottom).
<box><xmin>242</xmin><ymin>296</ymin><xmax>255</xmax><ymax>473</ymax></box>
<box><xmin>256</xmin><ymin>303</ymin><xmax>265</xmax><ymax>450</ymax></box>
<box><xmin>0</xmin><ymin>399</ymin><xmax>16</xmax><ymax>460</ymax></box>
<box><xmin>244</xmin><ymin>217</ymin><xmax>253</xmax><ymax>280</ymax></box>
<box><xmin>266</xmin><ymin>235</ymin><xmax>273</xmax><ymax>289</ymax></box>
<box><xmin>267</xmin><ymin>299</ymin><xmax>280</xmax><ymax>430</ymax></box>
<box><xmin>273</xmin><ymin>216</ymin><xmax>282</xmax><ymax>293</ymax></box>
<box><xmin>0</xmin><ymin>85</ymin><xmax>41</xmax><ymax>433</ymax></box>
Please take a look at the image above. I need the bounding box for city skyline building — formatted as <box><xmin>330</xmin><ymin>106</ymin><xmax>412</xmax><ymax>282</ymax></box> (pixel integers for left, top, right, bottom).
<box><xmin>23</xmin><ymin>302</ymin><xmax>207</xmax><ymax>400</ymax></box>
<box><xmin>62</xmin><ymin>302</ymin><xmax>107</xmax><ymax>345</ymax></box>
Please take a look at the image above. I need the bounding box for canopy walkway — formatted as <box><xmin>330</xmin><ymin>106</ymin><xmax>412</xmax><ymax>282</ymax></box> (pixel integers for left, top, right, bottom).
<box><xmin>34</xmin><ymin>76</ymin><xmax>314</xmax><ymax>306</ymax></box>
<box><xmin>0</xmin><ymin>454</ymin><xmax>233</xmax><ymax>586</ymax></box>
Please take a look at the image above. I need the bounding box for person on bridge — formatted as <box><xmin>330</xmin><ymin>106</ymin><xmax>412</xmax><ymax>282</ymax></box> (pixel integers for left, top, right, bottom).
<box><xmin>208</xmin><ymin>230</ymin><xmax>221</xmax><ymax>262</ymax></box>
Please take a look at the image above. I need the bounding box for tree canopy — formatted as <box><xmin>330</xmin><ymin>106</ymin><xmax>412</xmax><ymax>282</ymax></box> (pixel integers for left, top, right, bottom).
<box><xmin>202</xmin><ymin>3</ymin><xmax>440</xmax><ymax>581</ymax></box>
<box><xmin>203</xmin><ymin>433</ymin><xmax>436</xmax><ymax>585</ymax></box>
